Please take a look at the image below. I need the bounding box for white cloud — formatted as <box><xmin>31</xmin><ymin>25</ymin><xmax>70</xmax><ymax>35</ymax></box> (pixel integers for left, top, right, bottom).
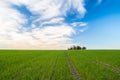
<box><xmin>60</xmin><ymin>0</ymin><xmax>86</xmax><ymax>17</ymax></box>
<box><xmin>6</xmin><ymin>0</ymin><xmax>86</xmax><ymax>19</ymax></box>
<box><xmin>71</xmin><ymin>22</ymin><xmax>88</xmax><ymax>27</ymax></box>
<box><xmin>0</xmin><ymin>25</ymin><xmax>75</xmax><ymax>49</ymax></box>
<box><xmin>70</xmin><ymin>22</ymin><xmax>88</xmax><ymax>33</ymax></box>
<box><xmin>0</xmin><ymin>1</ymin><xmax>27</xmax><ymax>39</ymax></box>
<box><xmin>98</xmin><ymin>0</ymin><xmax>102</xmax><ymax>4</ymax></box>
<box><xmin>95</xmin><ymin>0</ymin><xmax>103</xmax><ymax>6</ymax></box>
<box><xmin>34</xmin><ymin>17</ymin><xmax>64</xmax><ymax>27</ymax></box>
<box><xmin>0</xmin><ymin>0</ymin><xmax>86</xmax><ymax>49</ymax></box>
<box><xmin>79</xmin><ymin>28</ymin><xmax>88</xmax><ymax>32</ymax></box>
<box><xmin>31</xmin><ymin>25</ymin><xmax>75</xmax><ymax>46</ymax></box>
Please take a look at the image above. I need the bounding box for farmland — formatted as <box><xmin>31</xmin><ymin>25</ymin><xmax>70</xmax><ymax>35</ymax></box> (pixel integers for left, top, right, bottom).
<box><xmin>0</xmin><ymin>50</ymin><xmax>120</xmax><ymax>80</ymax></box>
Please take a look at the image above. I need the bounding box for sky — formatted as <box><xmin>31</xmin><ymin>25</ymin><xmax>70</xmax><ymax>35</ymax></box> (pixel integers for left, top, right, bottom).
<box><xmin>0</xmin><ymin>0</ymin><xmax>120</xmax><ymax>49</ymax></box>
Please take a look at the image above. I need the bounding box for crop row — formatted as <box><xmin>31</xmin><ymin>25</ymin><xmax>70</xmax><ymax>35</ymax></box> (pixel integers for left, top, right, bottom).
<box><xmin>67</xmin><ymin>50</ymin><xmax>120</xmax><ymax>80</ymax></box>
<box><xmin>0</xmin><ymin>50</ymin><xmax>75</xmax><ymax>80</ymax></box>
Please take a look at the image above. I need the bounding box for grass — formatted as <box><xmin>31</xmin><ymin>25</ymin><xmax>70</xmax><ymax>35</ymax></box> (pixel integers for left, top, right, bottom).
<box><xmin>0</xmin><ymin>50</ymin><xmax>120</xmax><ymax>80</ymax></box>
<box><xmin>79</xmin><ymin>50</ymin><xmax>120</xmax><ymax>68</ymax></box>
<box><xmin>67</xmin><ymin>50</ymin><xmax>120</xmax><ymax>80</ymax></box>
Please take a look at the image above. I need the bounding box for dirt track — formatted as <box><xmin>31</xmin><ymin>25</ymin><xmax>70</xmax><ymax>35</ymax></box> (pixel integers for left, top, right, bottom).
<box><xmin>65</xmin><ymin>52</ymin><xmax>81</xmax><ymax>80</ymax></box>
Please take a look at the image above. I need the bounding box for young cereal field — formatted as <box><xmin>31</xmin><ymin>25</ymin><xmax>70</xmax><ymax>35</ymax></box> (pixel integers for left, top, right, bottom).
<box><xmin>0</xmin><ymin>50</ymin><xmax>120</xmax><ymax>80</ymax></box>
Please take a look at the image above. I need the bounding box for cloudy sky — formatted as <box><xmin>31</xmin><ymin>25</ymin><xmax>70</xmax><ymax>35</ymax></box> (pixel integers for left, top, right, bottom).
<box><xmin>0</xmin><ymin>0</ymin><xmax>120</xmax><ymax>49</ymax></box>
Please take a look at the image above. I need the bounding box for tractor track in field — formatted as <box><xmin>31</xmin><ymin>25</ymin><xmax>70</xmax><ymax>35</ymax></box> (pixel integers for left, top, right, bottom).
<box><xmin>65</xmin><ymin>52</ymin><xmax>81</xmax><ymax>80</ymax></box>
<box><xmin>78</xmin><ymin>54</ymin><xmax>120</xmax><ymax>75</ymax></box>
<box><xmin>50</xmin><ymin>56</ymin><xmax>58</xmax><ymax>80</ymax></box>
<box><xmin>95</xmin><ymin>60</ymin><xmax>120</xmax><ymax>75</ymax></box>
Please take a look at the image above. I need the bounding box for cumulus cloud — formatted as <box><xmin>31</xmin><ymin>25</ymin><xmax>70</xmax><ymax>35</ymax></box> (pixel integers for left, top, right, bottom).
<box><xmin>0</xmin><ymin>0</ymin><xmax>86</xmax><ymax>49</ymax></box>
<box><xmin>0</xmin><ymin>25</ymin><xmax>74</xmax><ymax>49</ymax></box>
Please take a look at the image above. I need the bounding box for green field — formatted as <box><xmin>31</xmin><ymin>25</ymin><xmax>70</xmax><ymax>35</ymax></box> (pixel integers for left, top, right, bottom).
<box><xmin>0</xmin><ymin>50</ymin><xmax>120</xmax><ymax>80</ymax></box>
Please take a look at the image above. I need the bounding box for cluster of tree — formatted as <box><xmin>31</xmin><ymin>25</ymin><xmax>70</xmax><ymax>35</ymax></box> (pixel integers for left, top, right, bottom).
<box><xmin>68</xmin><ymin>46</ymin><xmax>86</xmax><ymax>50</ymax></box>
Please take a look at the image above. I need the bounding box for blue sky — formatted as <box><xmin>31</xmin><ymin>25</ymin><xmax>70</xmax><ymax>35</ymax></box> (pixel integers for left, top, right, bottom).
<box><xmin>74</xmin><ymin>0</ymin><xmax>120</xmax><ymax>49</ymax></box>
<box><xmin>0</xmin><ymin>0</ymin><xmax>120</xmax><ymax>49</ymax></box>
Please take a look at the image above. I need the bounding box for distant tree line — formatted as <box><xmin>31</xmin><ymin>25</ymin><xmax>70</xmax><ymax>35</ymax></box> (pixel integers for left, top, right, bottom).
<box><xmin>68</xmin><ymin>45</ymin><xmax>86</xmax><ymax>50</ymax></box>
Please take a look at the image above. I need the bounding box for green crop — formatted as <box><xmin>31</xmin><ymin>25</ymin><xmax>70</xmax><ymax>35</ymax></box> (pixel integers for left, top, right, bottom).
<box><xmin>0</xmin><ymin>50</ymin><xmax>120</xmax><ymax>80</ymax></box>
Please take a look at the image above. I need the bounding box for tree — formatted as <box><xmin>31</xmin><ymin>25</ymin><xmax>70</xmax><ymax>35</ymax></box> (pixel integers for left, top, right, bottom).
<box><xmin>68</xmin><ymin>48</ymin><xmax>72</xmax><ymax>50</ymax></box>
<box><xmin>76</xmin><ymin>46</ymin><xmax>81</xmax><ymax>50</ymax></box>
<box><xmin>82</xmin><ymin>47</ymin><xmax>86</xmax><ymax>50</ymax></box>
<box><xmin>73</xmin><ymin>45</ymin><xmax>77</xmax><ymax>50</ymax></box>
<box><xmin>68</xmin><ymin>45</ymin><xmax>86</xmax><ymax>50</ymax></box>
